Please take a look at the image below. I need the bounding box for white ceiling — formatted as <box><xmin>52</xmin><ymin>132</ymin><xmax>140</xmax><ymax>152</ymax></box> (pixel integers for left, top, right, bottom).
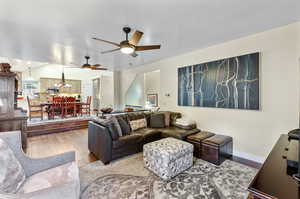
<box><xmin>0</xmin><ymin>0</ymin><xmax>299</xmax><ymax>70</ymax></box>
<box><xmin>0</xmin><ymin>57</ymin><xmax>48</xmax><ymax>72</ymax></box>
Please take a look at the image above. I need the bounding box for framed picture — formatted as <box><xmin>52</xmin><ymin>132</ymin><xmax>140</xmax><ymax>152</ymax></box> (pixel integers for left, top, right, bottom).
<box><xmin>147</xmin><ymin>94</ymin><xmax>158</xmax><ymax>107</ymax></box>
<box><xmin>178</xmin><ymin>52</ymin><xmax>259</xmax><ymax>110</ymax></box>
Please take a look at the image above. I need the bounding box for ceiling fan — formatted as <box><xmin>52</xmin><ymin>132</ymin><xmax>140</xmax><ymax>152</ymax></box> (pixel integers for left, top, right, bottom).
<box><xmin>92</xmin><ymin>27</ymin><xmax>161</xmax><ymax>57</ymax></box>
<box><xmin>68</xmin><ymin>56</ymin><xmax>108</xmax><ymax>70</ymax></box>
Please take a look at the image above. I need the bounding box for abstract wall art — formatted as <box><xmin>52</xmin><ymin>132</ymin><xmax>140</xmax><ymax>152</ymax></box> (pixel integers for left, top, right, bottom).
<box><xmin>178</xmin><ymin>52</ymin><xmax>259</xmax><ymax>110</ymax></box>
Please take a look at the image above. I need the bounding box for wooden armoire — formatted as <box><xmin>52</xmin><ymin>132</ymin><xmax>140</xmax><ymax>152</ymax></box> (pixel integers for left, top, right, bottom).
<box><xmin>0</xmin><ymin>63</ymin><xmax>28</xmax><ymax>149</ymax></box>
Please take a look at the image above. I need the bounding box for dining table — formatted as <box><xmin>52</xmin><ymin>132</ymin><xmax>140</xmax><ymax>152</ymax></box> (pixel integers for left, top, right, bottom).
<box><xmin>40</xmin><ymin>101</ymin><xmax>84</xmax><ymax>119</ymax></box>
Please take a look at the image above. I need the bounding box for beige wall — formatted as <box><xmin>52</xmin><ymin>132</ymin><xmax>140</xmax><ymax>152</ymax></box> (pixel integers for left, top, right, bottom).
<box><xmin>120</xmin><ymin>22</ymin><xmax>300</xmax><ymax>162</ymax></box>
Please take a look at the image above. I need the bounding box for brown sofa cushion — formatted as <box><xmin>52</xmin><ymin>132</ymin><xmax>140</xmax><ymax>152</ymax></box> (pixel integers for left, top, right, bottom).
<box><xmin>126</xmin><ymin>112</ymin><xmax>145</xmax><ymax>121</ymax></box>
<box><xmin>150</xmin><ymin>113</ymin><xmax>165</xmax><ymax>128</ymax></box>
<box><xmin>159</xmin><ymin>111</ymin><xmax>171</xmax><ymax>127</ymax></box>
<box><xmin>143</xmin><ymin>112</ymin><xmax>152</xmax><ymax>126</ymax></box>
<box><xmin>115</xmin><ymin>114</ymin><xmax>129</xmax><ymax>123</ymax></box>
<box><xmin>160</xmin><ymin>127</ymin><xmax>200</xmax><ymax>140</ymax></box>
<box><xmin>133</xmin><ymin>128</ymin><xmax>161</xmax><ymax>137</ymax></box>
<box><xmin>112</xmin><ymin>134</ymin><xmax>142</xmax><ymax>149</ymax></box>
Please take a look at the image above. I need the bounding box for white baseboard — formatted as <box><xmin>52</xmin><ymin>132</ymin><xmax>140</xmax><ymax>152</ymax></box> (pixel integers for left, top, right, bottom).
<box><xmin>233</xmin><ymin>151</ymin><xmax>265</xmax><ymax>164</ymax></box>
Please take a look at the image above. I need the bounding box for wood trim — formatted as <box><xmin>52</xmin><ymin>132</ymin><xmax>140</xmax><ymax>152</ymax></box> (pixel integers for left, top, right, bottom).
<box><xmin>232</xmin><ymin>155</ymin><xmax>262</xmax><ymax>169</ymax></box>
<box><xmin>26</xmin><ymin>119</ymin><xmax>89</xmax><ymax>137</ymax></box>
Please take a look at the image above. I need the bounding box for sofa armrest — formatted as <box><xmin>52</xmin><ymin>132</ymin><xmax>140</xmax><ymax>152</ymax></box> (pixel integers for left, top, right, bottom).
<box><xmin>0</xmin><ymin>131</ymin><xmax>75</xmax><ymax>177</ymax></box>
<box><xmin>88</xmin><ymin>121</ymin><xmax>112</xmax><ymax>164</ymax></box>
<box><xmin>20</xmin><ymin>152</ymin><xmax>75</xmax><ymax>177</ymax></box>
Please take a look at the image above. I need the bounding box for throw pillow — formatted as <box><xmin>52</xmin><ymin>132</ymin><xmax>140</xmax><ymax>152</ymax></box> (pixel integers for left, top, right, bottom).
<box><xmin>111</xmin><ymin>117</ymin><xmax>123</xmax><ymax>137</ymax></box>
<box><xmin>0</xmin><ymin>138</ymin><xmax>26</xmax><ymax>194</ymax></box>
<box><xmin>143</xmin><ymin>112</ymin><xmax>152</xmax><ymax>127</ymax></box>
<box><xmin>117</xmin><ymin>117</ymin><xmax>131</xmax><ymax>136</ymax></box>
<box><xmin>150</xmin><ymin>113</ymin><xmax>165</xmax><ymax>128</ymax></box>
<box><xmin>129</xmin><ymin>118</ymin><xmax>147</xmax><ymax>131</ymax></box>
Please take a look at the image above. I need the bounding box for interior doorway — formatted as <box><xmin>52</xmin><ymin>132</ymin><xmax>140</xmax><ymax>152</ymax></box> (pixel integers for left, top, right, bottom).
<box><xmin>92</xmin><ymin>78</ymin><xmax>100</xmax><ymax>111</ymax></box>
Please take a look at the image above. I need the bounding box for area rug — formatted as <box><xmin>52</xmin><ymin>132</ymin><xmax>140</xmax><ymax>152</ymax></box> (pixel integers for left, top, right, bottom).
<box><xmin>79</xmin><ymin>153</ymin><xmax>257</xmax><ymax>199</ymax></box>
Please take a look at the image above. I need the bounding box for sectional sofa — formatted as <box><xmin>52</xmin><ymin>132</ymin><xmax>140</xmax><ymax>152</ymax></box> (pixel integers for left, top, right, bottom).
<box><xmin>88</xmin><ymin>111</ymin><xmax>200</xmax><ymax>164</ymax></box>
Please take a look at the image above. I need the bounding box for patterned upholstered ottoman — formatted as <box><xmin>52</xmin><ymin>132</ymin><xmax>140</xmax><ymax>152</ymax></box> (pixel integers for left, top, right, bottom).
<box><xmin>143</xmin><ymin>137</ymin><xmax>194</xmax><ymax>180</ymax></box>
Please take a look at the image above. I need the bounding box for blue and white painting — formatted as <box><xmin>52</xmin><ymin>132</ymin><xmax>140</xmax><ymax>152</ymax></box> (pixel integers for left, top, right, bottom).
<box><xmin>178</xmin><ymin>52</ymin><xmax>259</xmax><ymax>110</ymax></box>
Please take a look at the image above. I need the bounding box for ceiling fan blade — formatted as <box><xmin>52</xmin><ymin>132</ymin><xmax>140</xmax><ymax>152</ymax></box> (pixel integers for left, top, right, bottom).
<box><xmin>92</xmin><ymin>38</ymin><xmax>120</xmax><ymax>47</ymax></box>
<box><xmin>92</xmin><ymin>67</ymin><xmax>108</xmax><ymax>70</ymax></box>
<box><xmin>92</xmin><ymin>64</ymin><xmax>101</xmax><ymax>67</ymax></box>
<box><xmin>135</xmin><ymin>45</ymin><xmax>161</xmax><ymax>51</ymax></box>
<box><xmin>131</xmin><ymin>52</ymin><xmax>138</xmax><ymax>57</ymax></box>
<box><xmin>129</xmin><ymin>31</ymin><xmax>144</xmax><ymax>45</ymax></box>
<box><xmin>101</xmin><ymin>48</ymin><xmax>121</xmax><ymax>54</ymax></box>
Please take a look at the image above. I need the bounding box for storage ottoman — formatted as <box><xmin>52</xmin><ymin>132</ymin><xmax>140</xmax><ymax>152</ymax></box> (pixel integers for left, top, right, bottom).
<box><xmin>186</xmin><ymin>131</ymin><xmax>215</xmax><ymax>158</ymax></box>
<box><xmin>202</xmin><ymin>134</ymin><xmax>233</xmax><ymax>165</ymax></box>
<box><xmin>143</xmin><ymin>137</ymin><xmax>193</xmax><ymax>180</ymax></box>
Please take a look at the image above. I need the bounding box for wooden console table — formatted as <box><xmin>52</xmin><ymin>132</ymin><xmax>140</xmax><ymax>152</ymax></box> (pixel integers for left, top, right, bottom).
<box><xmin>248</xmin><ymin>135</ymin><xmax>300</xmax><ymax>199</ymax></box>
<box><xmin>0</xmin><ymin>70</ymin><xmax>28</xmax><ymax>149</ymax></box>
<box><xmin>0</xmin><ymin>109</ymin><xmax>28</xmax><ymax>149</ymax></box>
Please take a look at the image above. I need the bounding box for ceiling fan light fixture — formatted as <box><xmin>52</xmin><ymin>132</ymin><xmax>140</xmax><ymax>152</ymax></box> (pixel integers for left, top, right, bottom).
<box><xmin>120</xmin><ymin>46</ymin><xmax>134</xmax><ymax>54</ymax></box>
<box><xmin>82</xmin><ymin>64</ymin><xmax>90</xmax><ymax>68</ymax></box>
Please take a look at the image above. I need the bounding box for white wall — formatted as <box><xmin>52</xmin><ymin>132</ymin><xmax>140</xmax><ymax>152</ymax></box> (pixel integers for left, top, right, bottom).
<box><xmin>81</xmin><ymin>80</ymin><xmax>93</xmax><ymax>102</ymax></box>
<box><xmin>100</xmin><ymin>75</ymin><xmax>114</xmax><ymax>108</ymax></box>
<box><xmin>120</xmin><ymin>22</ymin><xmax>300</xmax><ymax>163</ymax></box>
<box><xmin>145</xmin><ymin>70</ymin><xmax>160</xmax><ymax>97</ymax></box>
<box><xmin>125</xmin><ymin>73</ymin><xmax>145</xmax><ymax>107</ymax></box>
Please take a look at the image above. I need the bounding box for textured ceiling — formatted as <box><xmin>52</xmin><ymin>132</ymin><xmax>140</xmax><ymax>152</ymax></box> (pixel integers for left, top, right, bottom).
<box><xmin>0</xmin><ymin>0</ymin><xmax>299</xmax><ymax>70</ymax></box>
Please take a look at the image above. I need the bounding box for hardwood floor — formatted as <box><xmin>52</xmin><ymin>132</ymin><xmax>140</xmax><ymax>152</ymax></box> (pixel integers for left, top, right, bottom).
<box><xmin>26</xmin><ymin>128</ymin><xmax>262</xmax><ymax>169</ymax></box>
<box><xmin>26</xmin><ymin>118</ymin><xmax>89</xmax><ymax>137</ymax></box>
<box><xmin>26</xmin><ymin>128</ymin><xmax>97</xmax><ymax>167</ymax></box>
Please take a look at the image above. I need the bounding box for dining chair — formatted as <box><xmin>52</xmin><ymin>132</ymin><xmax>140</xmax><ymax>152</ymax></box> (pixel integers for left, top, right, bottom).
<box><xmin>81</xmin><ymin>96</ymin><xmax>92</xmax><ymax>116</ymax></box>
<box><xmin>27</xmin><ymin>96</ymin><xmax>43</xmax><ymax>121</ymax></box>
<box><xmin>64</xmin><ymin>97</ymin><xmax>76</xmax><ymax>117</ymax></box>
<box><xmin>47</xmin><ymin>96</ymin><xmax>64</xmax><ymax>119</ymax></box>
